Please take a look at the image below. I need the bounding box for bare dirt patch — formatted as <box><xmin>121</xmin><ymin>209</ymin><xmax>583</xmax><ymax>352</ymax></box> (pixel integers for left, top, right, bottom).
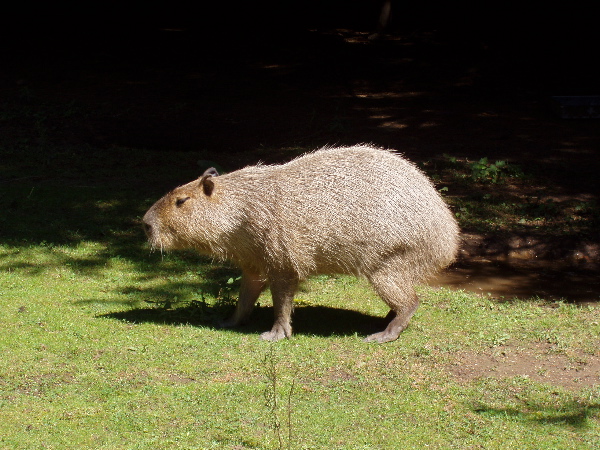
<box><xmin>448</xmin><ymin>342</ymin><xmax>600</xmax><ymax>390</ymax></box>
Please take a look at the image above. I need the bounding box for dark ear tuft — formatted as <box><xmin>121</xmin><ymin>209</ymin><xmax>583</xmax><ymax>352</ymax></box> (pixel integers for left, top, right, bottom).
<box><xmin>202</xmin><ymin>167</ymin><xmax>219</xmax><ymax>177</ymax></box>
<box><xmin>200</xmin><ymin>175</ymin><xmax>215</xmax><ymax>196</ymax></box>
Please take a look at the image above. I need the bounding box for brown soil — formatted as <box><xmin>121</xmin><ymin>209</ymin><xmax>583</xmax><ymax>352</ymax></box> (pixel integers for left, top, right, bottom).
<box><xmin>449</xmin><ymin>342</ymin><xmax>600</xmax><ymax>390</ymax></box>
<box><xmin>434</xmin><ymin>232</ymin><xmax>600</xmax><ymax>304</ymax></box>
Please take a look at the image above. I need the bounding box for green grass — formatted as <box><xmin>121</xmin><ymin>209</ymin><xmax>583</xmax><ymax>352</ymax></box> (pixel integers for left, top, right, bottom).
<box><xmin>1</xmin><ymin>144</ymin><xmax>599</xmax><ymax>449</ymax></box>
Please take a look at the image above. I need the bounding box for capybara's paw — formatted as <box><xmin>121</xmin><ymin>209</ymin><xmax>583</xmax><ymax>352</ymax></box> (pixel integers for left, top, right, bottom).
<box><xmin>364</xmin><ymin>330</ymin><xmax>400</xmax><ymax>343</ymax></box>
<box><xmin>260</xmin><ymin>327</ymin><xmax>290</xmax><ymax>342</ymax></box>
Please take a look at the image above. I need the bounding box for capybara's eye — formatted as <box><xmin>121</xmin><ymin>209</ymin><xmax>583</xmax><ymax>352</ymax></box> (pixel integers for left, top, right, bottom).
<box><xmin>175</xmin><ymin>197</ymin><xmax>190</xmax><ymax>207</ymax></box>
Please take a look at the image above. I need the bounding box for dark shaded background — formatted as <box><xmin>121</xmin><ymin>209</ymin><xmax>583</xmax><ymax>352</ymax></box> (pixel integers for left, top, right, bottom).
<box><xmin>2</xmin><ymin>4</ymin><xmax>597</xmax><ymax>161</ymax></box>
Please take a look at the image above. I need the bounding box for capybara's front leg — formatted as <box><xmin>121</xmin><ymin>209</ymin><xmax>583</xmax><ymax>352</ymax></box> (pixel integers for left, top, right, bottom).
<box><xmin>260</xmin><ymin>275</ymin><xmax>298</xmax><ymax>341</ymax></box>
<box><xmin>220</xmin><ymin>271</ymin><xmax>266</xmax><ymax>328</ymax></box>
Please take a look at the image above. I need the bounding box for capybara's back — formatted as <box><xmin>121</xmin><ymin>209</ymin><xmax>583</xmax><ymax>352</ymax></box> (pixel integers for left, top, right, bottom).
<box><xmin>143</xmin><ymin>144</ymin><xmax>459</xmax><ymax>343</ymax></box>
<box><xmin>254</xmin><ymin>145</ymin><xmax>459</xmax><ymax>280</ymax></box>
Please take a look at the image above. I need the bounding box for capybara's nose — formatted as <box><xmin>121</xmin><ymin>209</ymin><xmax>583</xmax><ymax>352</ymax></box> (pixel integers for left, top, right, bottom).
<box><xmin>142</xmin><ymin>221</ymin><xmax>152</xmax><ymax>237</ymax></box>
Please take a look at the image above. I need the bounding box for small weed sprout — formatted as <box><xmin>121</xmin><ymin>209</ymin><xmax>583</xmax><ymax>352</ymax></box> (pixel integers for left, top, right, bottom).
<box><xmin>442</xmin><ymin>154</ymin><xmax>521</xmax><ymax>185</ymax></box>
<box><xmin>216</xmin><ymin>276</ymin><xmax>242</xmax><ymax>307</ymax></box>
<box><xmin>263</xmin><ymin>347</ymin><xmax>295</xmax><ymax>450</ymax></box>
<box><xmin>469</xmin><ymin>157</ymin><xmax>508</xmax><ymax>183</ymax></box>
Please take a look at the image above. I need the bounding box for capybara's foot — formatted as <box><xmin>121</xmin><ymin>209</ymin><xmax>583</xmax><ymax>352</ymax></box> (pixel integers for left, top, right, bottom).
<box><xmin>364</xmin><ymin>330</ymin><xmax>400</xmax><ymax>343</ymax></box>
<box><xmin>260</xmin><ymin>324</ymin><xmax>291</xmax><ymax>342</ymax></box>
<box><xmin>364</xmin><ymin>314</ymin><xmax>408</xmax><ymax>343</ymax></box>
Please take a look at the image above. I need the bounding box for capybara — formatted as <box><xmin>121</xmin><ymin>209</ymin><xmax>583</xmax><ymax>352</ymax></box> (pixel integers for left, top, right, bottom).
<box><xmin>143</xmin><ymin>144</ymin><xmax>459</xmax><ymax>343</ymax></box>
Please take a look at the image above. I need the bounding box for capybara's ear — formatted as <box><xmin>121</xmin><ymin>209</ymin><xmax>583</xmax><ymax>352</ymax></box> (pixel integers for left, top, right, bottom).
<box><xmin>200</xmin><ymin>175</ymin><xmax>215</xmax><ymax>196</ymax></box>
<box><xmin>202</xmin><ymin>167</ymin><xmax>219</xmax><ymax>177</ymax></box>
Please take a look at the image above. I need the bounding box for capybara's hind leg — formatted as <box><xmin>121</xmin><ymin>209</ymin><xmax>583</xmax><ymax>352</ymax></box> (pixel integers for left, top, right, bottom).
<box><xmin>220</xmin><ymin>271</ymin><xmax>266</xmax><ymax>328</ymax></box>
<box><xmin>364</xmin><ymin>271</ymin><xmax>419</xmax><ymax>343</ymax></box>
<box><xmin>260</xmin><ymin>275</ymin><xmax>298</xmax><ymax>342</ymax></box>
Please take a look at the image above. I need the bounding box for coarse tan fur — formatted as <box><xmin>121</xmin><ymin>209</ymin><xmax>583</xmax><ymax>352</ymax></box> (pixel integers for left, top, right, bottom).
<box><xmin>143</xmin><ymin>144</ymin><xmax>459</xmax><ymax>343</ymax></box>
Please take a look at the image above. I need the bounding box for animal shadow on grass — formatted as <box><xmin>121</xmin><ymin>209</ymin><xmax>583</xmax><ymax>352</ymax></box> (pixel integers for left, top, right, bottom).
<box><xmin>473</xmin><ymin>401</ymin><xmax>600</xmax><ymax>429</ymax></box>
<box><xmin>98</xmin><ymin>265</ymin><xmax>390</xmax><ymax>338</ymax></box>
<box><xmin>100</xmin><ymin>303</ymin><xmax>389</xmax><ymax>339</ymax></box>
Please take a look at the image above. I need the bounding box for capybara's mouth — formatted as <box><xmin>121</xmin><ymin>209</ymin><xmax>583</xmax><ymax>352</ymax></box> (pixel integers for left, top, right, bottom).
<box><xmin>142</xmin><ymin>219</ymin><xmax>166</xmax><ymax>251</ymax></box>
<box><xmin>146</xmin><ymin>230</ymin><xmax>183</xmax><ymax>253</ymax></box>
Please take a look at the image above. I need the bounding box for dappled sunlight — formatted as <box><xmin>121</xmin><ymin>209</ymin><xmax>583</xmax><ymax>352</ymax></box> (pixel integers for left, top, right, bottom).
<box><xmin>378</xmin><ymin>120</ymin><xmax>409</xmax><ymax>129</ymax></box>
<box><xmin>558</xmin><ymin>142</ymin><xmax>596</xmax><ymax>155</ymax></box>
<box><xmin>352</xmin><ymin>90</ymin><xmax>426</xmax><ymax>100</ymax></box>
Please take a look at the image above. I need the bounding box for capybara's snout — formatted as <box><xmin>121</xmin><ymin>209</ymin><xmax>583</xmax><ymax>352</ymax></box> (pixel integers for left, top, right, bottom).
<box><xmin>142</xmin><ymin>220</ymin><xmax>152</xmax><ymax>238</ymax></box>
<box><xmin>142</xmin><ymin>208</ymin><xmax>157</xmax><ymax>241</ymax></box>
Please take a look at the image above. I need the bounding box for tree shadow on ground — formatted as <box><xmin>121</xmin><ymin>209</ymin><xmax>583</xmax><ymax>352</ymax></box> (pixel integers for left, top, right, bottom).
<box><xmin>99</xmin><ymin>304</ymin><xmax>388</xmax><ymax>339</ymax></box>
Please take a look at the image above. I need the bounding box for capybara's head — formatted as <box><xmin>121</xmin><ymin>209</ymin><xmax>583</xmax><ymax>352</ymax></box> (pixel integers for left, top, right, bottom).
<box><xmin>142</xmin><ymin>168</ymin><xmax>219</xmax><ymax>252</ymax></box>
